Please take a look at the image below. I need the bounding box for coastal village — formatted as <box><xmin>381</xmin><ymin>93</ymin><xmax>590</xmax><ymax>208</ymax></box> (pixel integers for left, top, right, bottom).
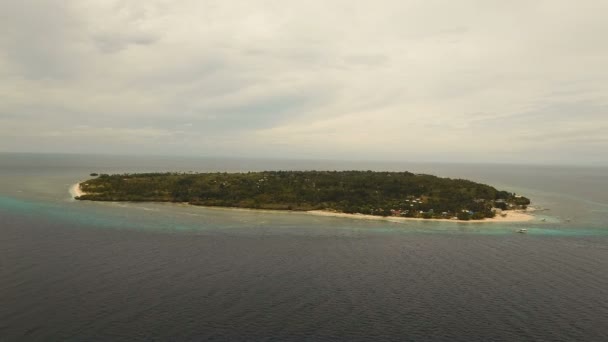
<box><xmin>378</xmin><ymin>195</ymin><xmax>529</xmax><ymax>221</ymax></box>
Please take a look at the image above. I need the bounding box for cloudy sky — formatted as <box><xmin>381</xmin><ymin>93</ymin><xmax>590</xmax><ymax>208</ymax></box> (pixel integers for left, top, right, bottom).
<box><xmin>1</xmin><ymin>1</ymin><xmax>607</xmax><ymax>164</ymax></box>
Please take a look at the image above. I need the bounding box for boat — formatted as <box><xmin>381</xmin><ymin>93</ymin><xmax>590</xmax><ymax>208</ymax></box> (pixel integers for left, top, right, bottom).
<box><xmin>517</xmin><ymin>228</ymin><xmax>528</xmax><ymax>233</ymax></box>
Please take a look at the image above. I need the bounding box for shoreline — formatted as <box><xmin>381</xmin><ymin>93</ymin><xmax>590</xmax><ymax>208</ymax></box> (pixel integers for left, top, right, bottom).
<box><xmin>70</xmin><ymin>182</ymin><xmax>535</xmax><ymax>224</ymax></box>
<box><xmin>307</xmin><ymin>210</ymin><xmax>534</xmax><ymax>224</ymax></box>
<box><xmin>69</xmin><ymin>182</ymin><xmax>85</xmax><ymax>198</ymax></box>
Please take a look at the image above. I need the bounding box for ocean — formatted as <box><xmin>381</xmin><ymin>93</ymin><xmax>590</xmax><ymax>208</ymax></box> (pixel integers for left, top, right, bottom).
<box><xmin>1</xmin><ymin>153</ymin><xmax>607</xmax><ymax>341</ymax></box>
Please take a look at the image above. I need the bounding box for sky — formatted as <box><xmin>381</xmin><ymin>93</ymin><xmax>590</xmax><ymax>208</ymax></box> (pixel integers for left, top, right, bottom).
<box><xmin>1</xmin><ymin>1</ymin><xmax>607</xmax><ymax>165</ymax></box>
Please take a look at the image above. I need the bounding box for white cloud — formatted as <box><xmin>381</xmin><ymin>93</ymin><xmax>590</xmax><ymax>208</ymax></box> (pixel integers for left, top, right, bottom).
<box><xmin>1</xmin><ymin>0</ymin><xmax>607</xmax><ymax>164</ymax></box>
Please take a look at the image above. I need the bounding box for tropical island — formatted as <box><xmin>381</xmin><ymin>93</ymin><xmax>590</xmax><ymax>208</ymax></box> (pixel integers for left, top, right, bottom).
<box><xmin>74</xmin><ymin>171</ymin><xmax>532</xmax><ymax>222</ymax></box>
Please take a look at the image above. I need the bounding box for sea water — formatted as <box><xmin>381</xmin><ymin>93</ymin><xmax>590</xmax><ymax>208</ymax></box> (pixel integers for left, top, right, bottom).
<box><xmin>1</xmin><ymin>153</ymin><xmax>607</xmax><ymax>340</ymax></box>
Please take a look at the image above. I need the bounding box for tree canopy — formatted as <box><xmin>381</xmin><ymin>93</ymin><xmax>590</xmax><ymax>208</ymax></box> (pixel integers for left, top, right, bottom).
<box><xmin>77</xmin><ymin>171</ymin><xmax>530</xmax><ymax>220</ymax></box>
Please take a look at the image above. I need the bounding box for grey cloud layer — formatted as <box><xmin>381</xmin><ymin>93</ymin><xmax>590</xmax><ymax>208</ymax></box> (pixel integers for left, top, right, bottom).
<box><xmin>1</xmin><ymin>0</ymin><xmax>607</xmax><ymax>164</ymax></box>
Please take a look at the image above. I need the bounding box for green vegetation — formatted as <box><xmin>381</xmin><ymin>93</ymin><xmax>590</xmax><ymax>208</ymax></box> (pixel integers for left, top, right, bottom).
<box><xmin>77</xmin><ymin>171</ymin><xmax>530</xmax><ymax>220</ymax></box>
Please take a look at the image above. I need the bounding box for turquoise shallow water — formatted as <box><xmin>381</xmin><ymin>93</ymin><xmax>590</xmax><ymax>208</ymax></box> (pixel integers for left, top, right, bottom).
<box><xmin>1</xmin><ymin>153</ymin><xmax>607</xmax><ymax>340</ymax></box>
<box><xmin>2</xmin><ymin>191</ymin><xmax>604</xmax><ymax>238</ymax></box>
<box><xmin>1</xmin><ymin>153</ymin><xmax>606</xmax><ymax>236</ymax></box>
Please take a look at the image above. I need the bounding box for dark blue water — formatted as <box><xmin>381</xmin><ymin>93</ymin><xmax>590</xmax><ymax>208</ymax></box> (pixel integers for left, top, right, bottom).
<box><xmin>1</xmin><ymin>153</ymin><xmax>607</xmax><ymax>341</ymax></box>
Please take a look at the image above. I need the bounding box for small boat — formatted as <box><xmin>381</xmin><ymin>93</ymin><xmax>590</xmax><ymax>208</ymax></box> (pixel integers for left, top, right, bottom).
<box><xmin>517</xmin><ymin>228</ymin><xmax>528</xmax><ymax>233</ymax></box>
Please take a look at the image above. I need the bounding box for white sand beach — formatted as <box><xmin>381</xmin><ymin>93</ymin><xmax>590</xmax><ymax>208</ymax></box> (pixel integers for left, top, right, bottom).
<box><xmin>307</xmin><ymin>210</ymin><xmax>534</xmax><ymax>224</ymax></box>
<box><xmin>69</xmin><ymin>182</ymin><xmax>85</xmax><ymax>198</ymax></box>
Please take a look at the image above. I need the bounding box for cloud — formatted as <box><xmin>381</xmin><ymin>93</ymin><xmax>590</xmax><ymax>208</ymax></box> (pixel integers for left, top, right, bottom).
<box><xmin>0</xmin><ymin>1</ymin><xmax>86</xmax><ymax>79</ymax></box>
<box><xmin>92</xmin><ymin>31</ymin><xmax>159</xmax><ymax>53</ymax></box>
<box><xmin>0</xmin><ymin>0</ymin><xmax>607</xmax><ymax>164</ymax></box>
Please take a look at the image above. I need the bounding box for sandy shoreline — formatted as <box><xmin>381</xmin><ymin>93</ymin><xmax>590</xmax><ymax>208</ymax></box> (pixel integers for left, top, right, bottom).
<box><xmin>69</xmin><ymin>182</ymin><xmax>85</xmax><ymax>198</ymax></box>
<box><xmin>307</xmin><ymin>210</ymin><xmax>534</xmax><ymax>224</ymax></box>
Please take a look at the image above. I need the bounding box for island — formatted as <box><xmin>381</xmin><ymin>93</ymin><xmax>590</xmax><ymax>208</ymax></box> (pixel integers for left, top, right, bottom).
<box><xmin>74</xmin><ymin>171</ymin><xmax>532</xmax><ymax>222</ymax></box>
